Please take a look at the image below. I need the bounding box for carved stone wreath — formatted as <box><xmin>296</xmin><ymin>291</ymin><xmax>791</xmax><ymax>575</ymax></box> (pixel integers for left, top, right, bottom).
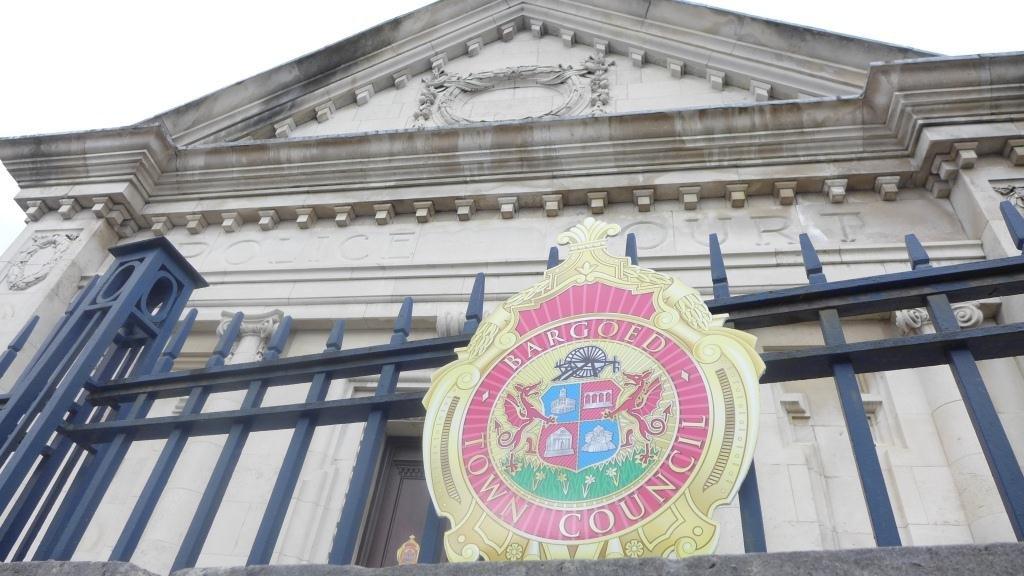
<box><xmin>413</xmin><ymin>55</ymin><xmax>614</xmax><ymax>127</ymax></box>
<box><xmin>5</xmin><ymin>232</ymin><xmax>79</xmax><ymax>291</ymax></box>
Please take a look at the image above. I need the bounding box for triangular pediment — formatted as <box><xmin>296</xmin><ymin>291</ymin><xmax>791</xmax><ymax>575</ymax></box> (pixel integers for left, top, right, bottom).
<box><xmin>146</xmin><ymin>0</ymin><xmax>933</xmax><ymax>146</ymax></box>
<box><xmin>290</xmin><ymin>31</ymin><xmax>765</xmax><ymax>139</ymax></box>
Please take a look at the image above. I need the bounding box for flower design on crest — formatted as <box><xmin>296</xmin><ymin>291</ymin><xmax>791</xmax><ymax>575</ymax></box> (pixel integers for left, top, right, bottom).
<box><xmin>625</xmin><ymin>539</ymin><xmax>645</xmax><ymax>558</ymax></box>
<box><xmin>505</xmin><ymin>543</ymin><xmax>524</xmax><ymax>561</ymax></box>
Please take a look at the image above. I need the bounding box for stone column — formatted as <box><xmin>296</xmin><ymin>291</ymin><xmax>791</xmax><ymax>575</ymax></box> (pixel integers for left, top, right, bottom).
<box><xmin>893</xmin><ymin>303</ymin><xmax>1015</xmax><ymax>542</ymax></box>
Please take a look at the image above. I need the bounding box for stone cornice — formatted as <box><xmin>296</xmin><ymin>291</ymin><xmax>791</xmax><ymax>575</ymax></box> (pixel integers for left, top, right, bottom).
<box><xmin>0</xmin><ymin>54</ymin><xmax>1021</xmax><ymax>232</ymax></box>
<box><xmin>138</xmin><ymin>0</ymin><xmax>931</xmax><ymax>146</ymax></box>
<box><xmin>160</xmin><ymin>0</ymin><xmax>515</xmax><ymax>145</ymax></box>
<box><xmin>146</xmin><ymin>51</ymin><xmax>1023</xmax><ymax>212</ymax></box>
<box><xmin>0</xmin><ymin>124</ymin><xmax>175</xmax><ymax>201</ymax></box>
<box><xmin>524</xmin><ymin>1</ymin><xmax>874</xmax><ymax>93</ymax></box>
<box><xmin>164</xmin><ymin>52</ymin><xmax>1024</xmax><ymax>174</ymax></box>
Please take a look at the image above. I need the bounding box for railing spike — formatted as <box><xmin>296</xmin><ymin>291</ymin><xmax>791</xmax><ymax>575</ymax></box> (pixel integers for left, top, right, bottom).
<box><xmin>904</xmin><ymin>234</ymin><xmax>932</xmax><ymax>270</ymax></box>
<box><xmin>0</xmin><ymin>315</ymin><xmax>39</xmax><ymax>380</ymax></box>
<box><xmin>546</xmin><ymin>246</ymin><xmax>559</xmax><ymax>269</ymax></box>
<box><xmin>325</xmin><ymin>320</ymin><xmax>346</xmax><ymax>352</ymax></box>
<box><xmin>265</xmin><ymin>316</ymin><xmax>293</xmax><ymax>359</ymax></box>
<box><xmin>210</xmin><ymin>312</ymin><xmax>244</xmax><ymax>368</ymax></box>
<box><xmin>393</xmin><ymin>297</ymin><xmax>413</xmax><ymax>340</ymax></box>
<box><xmin>709</xmin><ymin>233</ymin><xmax>730</xmax><ymax>299</ymax></box>
<box><xmin>7</xmin><ymin>315</ymin><xmax>38</xmax><ymax>353</ymax></box>
<box><xmin>68</xmin><ymin>276</ymin><xmax>99</xmax><ymax>312</ymax></box>
<box><xmin>799</xmin><ymin>233</ymin><xmax>827</xmax><ymax>284</ymax></box>
<box><xmin>625</xmin><ymin>233</ymin><xmax>638</xmax><ymax>265</ymax></box>
<box><xmin>999</xmin><ymin>200</ymin><xmax>1024</xmax><ymax>252</ymax></box>
<box><xmin>153</xmin><ymin>309</ymin><xmax>198</xmax><ymax>374</ymax></box>
<box><xmin>463</xmin><ymin>273</ymin><xmax>485</xmax><ymax>334</ymax></box>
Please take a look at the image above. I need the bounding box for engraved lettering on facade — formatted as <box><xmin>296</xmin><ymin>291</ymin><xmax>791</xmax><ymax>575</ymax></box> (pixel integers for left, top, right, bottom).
<box><xmin>821</xmin><ymin>212</ymin><xmax>864</xmax><ymax>243</ymax></box>
<box><xmin>223</xmin><ymin>240</ymin><xmax>261</xmax><ymax>265</ymax></box>
<box><xmin>268</xmin><ymin>236</ymin><xmax>295</xmax><ymax>264</ymax></box>
<box><xmin>175</xmin><ymin>241</ymin><xmax>211</xmax><ymax>259</ymax></box>
<box><xmin>683</xmin><ymin>215</ymin><xmax>731</xmax><ymax>246</ymax></box>
<box><xmin>621</xmin><ymin>221</ymin><xmax>667</xmax><ymax>250</ymax></box>
<box><xmin>384</xmin><ymin>231</ymin><xmax>419</xmax><ymax>260</ymax></box>
<box><xmin>752</xmin><ymin>215</ymin><xmax>798</xmax><ymax>246</ymax></box>
<box><xmin>339</xmin><ymin>234</ymin><xmax>370</xmax><ymax>261</ymax></box>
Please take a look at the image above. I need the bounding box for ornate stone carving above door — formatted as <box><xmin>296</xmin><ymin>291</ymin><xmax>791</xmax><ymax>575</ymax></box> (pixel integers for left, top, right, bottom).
<box><xmin>412</xmin><ymin>55</ymin><xmax>614</xmax><ymax>127</ymax></box>
<box><xmin>4</xmin><ymin>231</ymin><xmax>79</xmax><ymax>291</ymax></box>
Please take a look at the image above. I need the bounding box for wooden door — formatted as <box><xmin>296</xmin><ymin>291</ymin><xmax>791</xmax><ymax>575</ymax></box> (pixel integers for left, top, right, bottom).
<box><xmin>357</xmin><ymin>437</ymin><xmax>445</xmax><ymax>567</ymax></box>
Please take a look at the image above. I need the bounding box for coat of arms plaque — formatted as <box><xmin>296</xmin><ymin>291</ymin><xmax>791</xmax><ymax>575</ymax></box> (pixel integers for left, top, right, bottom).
<box><xmin>423</xmin><ymin>218</ymin><xmax>764</xmax><ymax>561</ymax></box>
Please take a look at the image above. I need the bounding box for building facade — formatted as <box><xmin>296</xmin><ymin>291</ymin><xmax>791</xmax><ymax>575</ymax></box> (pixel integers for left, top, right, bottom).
<box><xmin>1</xmin><ymin>1</ymin><xmax>1023</xmax><ymax>573</ymax></box>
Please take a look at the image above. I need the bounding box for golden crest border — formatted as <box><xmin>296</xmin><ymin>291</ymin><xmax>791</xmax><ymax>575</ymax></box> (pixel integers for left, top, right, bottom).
<box><xmin>423</xmin><ymin>218</ymin><xmax>765</xmax><ymax>561</ymax></box>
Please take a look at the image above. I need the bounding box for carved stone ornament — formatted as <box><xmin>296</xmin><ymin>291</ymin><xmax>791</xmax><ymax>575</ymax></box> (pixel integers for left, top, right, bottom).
<box><xmin>436</xmin><ymin>307</ymin><xmax>466</xmax><ymax>338</ymax></box>
<box><xmin>893</xmin><ymin>302</ymin><xmax>985</xmax><ymax>335</ymax></box>
<box><xmin>4</xmin><ymin>232</ymin><xmax>79</xmax><ymax>291</ymax></box>
<box><xmin>217</xmin><ymin>309</ymin><xmax>284</xmax><ymax>363</ymax></box>
<box><xmin>413</xmin><ymin>55</ymin><xmax>615</xmax><ymax>127</ymax></box>
<box><xmin>993</xmin><ymin>183</ymin><xmax>1024</xmax><ymax>208</ymax></box>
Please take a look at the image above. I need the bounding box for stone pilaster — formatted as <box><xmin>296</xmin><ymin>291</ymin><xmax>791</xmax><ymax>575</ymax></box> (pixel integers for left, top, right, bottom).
<box><xmin>0</xmin><ymin>215</ymin><xmax>118</xmax><ymax>392</ymax></box>
<box><xmin>892</xmin><ymin>302</ymin><xmax>1015</xmax><ymax>542</ymax></box>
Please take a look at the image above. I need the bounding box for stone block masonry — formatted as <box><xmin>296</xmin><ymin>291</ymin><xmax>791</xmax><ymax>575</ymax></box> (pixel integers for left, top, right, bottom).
<box><xmin>2</xmin><ymin>544</ymin><xmax>1022</xmax><ymax>576</ymax></box>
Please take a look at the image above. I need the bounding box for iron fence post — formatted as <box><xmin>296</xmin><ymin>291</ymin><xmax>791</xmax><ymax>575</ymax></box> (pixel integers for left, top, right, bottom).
<box><xmin>172</xmin><ymin>317</ymin><xmax>294</xmax><ymax>570</ymax></box>
<box><xmin>329</xmin><ymin>299</ymin><xmax>413</xmax><ymax>565</ymax></box>
<box><xmin>108</xmin><ymin>311</ymin><xmax>244</xmax><ymax>562</ymax></box>
<box><xmin>247</xmin><ymin>320</ymin><xmax>346</xmax><ymax>565</ymax></box>
<box><xmin>800</xmin><ymin>234</ymin><xmax>901</xmax><ymax>547</ymax></box>
<box><xmin>708</xmin><ymin>232</ymin><xmax>768</xmax><ymax>552</ymax></box>
<box><xmin>926</xmin><ymin>293</ymin><xmax>1024</xmax><ymax>539</ymax></box>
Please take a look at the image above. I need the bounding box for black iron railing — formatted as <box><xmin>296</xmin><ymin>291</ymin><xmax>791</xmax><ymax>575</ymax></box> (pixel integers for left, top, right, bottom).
<box><xmin>1</xmin><ymin>203</ymin><xmax>1024</xmax><ymax>567</ymax></box>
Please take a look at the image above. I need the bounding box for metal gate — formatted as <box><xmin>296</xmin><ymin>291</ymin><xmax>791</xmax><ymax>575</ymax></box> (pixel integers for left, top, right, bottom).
<box><xmin>2</xmin><ymin>202</ymin><xmax>1024</xmax><ymax>569</ymax></box>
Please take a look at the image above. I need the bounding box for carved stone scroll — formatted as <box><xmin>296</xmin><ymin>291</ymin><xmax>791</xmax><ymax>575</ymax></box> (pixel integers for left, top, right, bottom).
<box><xmin>893</xmin><ymin>301</ymin><xmax>987</xmax><ymax>335</ymax></box>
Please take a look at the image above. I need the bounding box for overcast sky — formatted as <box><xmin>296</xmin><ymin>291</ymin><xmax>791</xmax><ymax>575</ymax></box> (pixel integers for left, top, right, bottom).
<box><xmin>1</xmin><ymin>0</ymin><xmax>1020</xmax><ymax>253</ymax></box>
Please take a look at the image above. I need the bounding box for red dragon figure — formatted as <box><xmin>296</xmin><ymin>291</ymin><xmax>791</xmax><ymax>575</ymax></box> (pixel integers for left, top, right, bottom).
<box><xmin>496</xmin><ymin>381</ymin><xmax>555</xmax><ymax>449</ymax></box>
<box><xmin>603</xmin><ymin>370</ymin><xmax>666</xmax><ymax>442</ymax></box>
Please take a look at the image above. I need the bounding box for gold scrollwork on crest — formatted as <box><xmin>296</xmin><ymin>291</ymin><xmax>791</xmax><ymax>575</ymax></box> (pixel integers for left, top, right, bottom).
<box><xmin>423</xmin><ymin>218</ymin><xmax>764</xmax><ymax>562</ymax></box>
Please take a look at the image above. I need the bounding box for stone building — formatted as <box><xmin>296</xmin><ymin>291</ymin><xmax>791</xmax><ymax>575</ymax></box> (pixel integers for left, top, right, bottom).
<box><xmin>0</xmin><ymin>0</ymin><xmax>1022</xmax><ymax>573</ymax></box>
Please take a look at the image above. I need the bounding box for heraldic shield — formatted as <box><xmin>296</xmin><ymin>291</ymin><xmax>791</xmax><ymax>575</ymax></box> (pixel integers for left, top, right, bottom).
<box><xmin>536</xmin><ymin>355</ymin><xmax>623</xmax><ymax>473</ymax></box>
<box><xmin>422</xmin><ymin>219</ymin><xmax>765</xmax><ymax>562</ymax></box>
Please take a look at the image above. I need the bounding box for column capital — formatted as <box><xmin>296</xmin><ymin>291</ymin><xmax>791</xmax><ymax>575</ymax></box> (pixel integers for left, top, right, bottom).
<box><xmin>217</xmin><ymin>309</ymin><xmax>284</xmax><ymax>363</ymax></box>
<box><xmin>892</xmin><ymin>300</ymin><xmax>998</xmax><ymax>335</ymax></box>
